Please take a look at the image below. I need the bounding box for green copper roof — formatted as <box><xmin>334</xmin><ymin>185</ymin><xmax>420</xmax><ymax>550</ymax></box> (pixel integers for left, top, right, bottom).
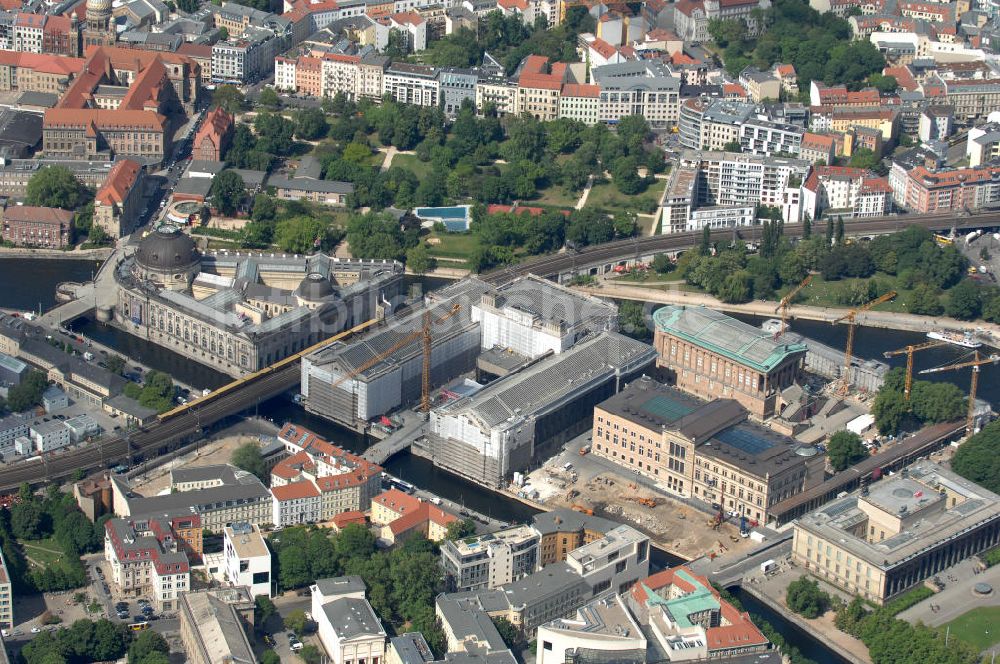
<box><xmin>653</xmin><ymin>305</ymin><xmax>807</xmax><ymax>374</ymax></box>
<box><xmin>644</xmin><ymin>569</ymin><xmax>720</xmax><ymax>629</ymax></box>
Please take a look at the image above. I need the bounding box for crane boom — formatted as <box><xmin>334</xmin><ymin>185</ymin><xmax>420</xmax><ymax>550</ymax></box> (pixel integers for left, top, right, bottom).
<box><xmin>328</xmin><ymin>304</ymin><xmax>462</xmax><ymax>412</ymax></box>
<box><xmin>918</xmin><ymin>352</ymin><xmax>1000</xmax><ymax>435</ymax></box>
<box><xmin>834</xmin><ymin>291</ymin><xmax>896</xmax><ymax>395</ymax></box>
<box><xmin>774</xmin><ymin>275</ymin><xmax>812</xmax><ymax>335</ymax></box>
<box><xmin>883</xmin><ymin>340</ymin><xmax>947</xmax><ymax>401</ymax></box>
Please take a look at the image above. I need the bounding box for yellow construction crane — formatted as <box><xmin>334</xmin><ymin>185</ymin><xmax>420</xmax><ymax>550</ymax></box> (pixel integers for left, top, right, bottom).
<box><xmin>882</xmin><ymin>340</ymin><xmax>947</xmax><ymax>401</ymax></box>
<box><xmin>329</xmin><ymin>304</ymin><xmax>462</xmax><ymax>414</ymax></box>
<box><xmin>833</xmin><ymin>291</ymin><xmax>896</xmax><ymax>394</ymax></box>
<box><xmin>773</xmin><ymin>275</ymin><xmax>812</xmax><ymax>335</ymax></box>
<box><xmin>919</xmin><ymin>351</ymin><xmax>1000</xmax><ymax>435</ymax></box>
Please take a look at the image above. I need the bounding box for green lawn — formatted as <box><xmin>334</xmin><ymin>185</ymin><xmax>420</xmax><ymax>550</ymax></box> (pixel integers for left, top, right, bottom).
<box><xmin>776</xmin><ymin>272</ymin><xmax>952</xmax><ymax>314</ymax></box>
<box><xmin>531</xmin><ymin>184</ymin><xmax>580</xmax><ymax>209</ymax></box>
<box><xmin>585</xmin><ymin>178</ymin><xmax>666</xmax><ymax>217</ymax></box>
<box><xmin>390</xmin><ymin>154</ymin><xmax>429</xmax><ymax>183</ymax></box>
<box><xmin>19</xmin><ymin>537</ymin><xmax>64</xmax><ymax>569</ymax></box>
<box><xmin>941</xmin><ymin>606</ymin><xmax>1000</xmax><ymax>651</ymax></box>
<box><xmin>425</xmin><ymin>231</ymin><xmax>484</xmax><ymax>268</ymax></box>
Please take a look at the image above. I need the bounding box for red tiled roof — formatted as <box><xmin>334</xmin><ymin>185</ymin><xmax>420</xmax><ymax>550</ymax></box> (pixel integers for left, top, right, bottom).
<box><xmin>801</xmin><ymin>132</ymin><xmax>835</xmax><ymax>150</ymax></box>
<box><xmin>374</xmin><ymin>488</ymin><xmax>420</xmax><ymax>515</ymax></box>
<box><xmin>859</xmin><ymin>176</ymin><xmax>892</xmax><ymax>194</ymax></box>
<box><xmin>390</xmin><ymin>10</ymin><xmax>423</xmax><ymax>24</ymax></box>
<box><xmin>95</xmin><ymin>159</ymin><xmax>141</xmax><ymax>207</ymax></box>
<box><xmin>723</xmin><ymin>83</ymin><xmax>747</xmax><ymax>97</ymax></box>
<box><xmin>3</xmin><ymin>206</ymin><xmax>73</xmax><ymax>224</ymax></box>
<box><xmin>672</xmin><ymin>0</ymin><xmax>703</xmax><ymax>16</ymax></box>
<box><xmin>775</xmin><ymin>64</ymin><xmax>795</xmax><ymax>77</ymax></box>
<box><xmin>518</xmin><ymin>54</ymin><xmax>564</xmax><ymax>90</ymax></box>
<box><xmin>560</xmin><ymin>83</ymin><xmax>600</xmax><ymax>98</ymax></box>
<box><xmin>332</xmin><ymin>511</ymin><xmax>366</xmax><ymax>528</ymax></box>
<box><xmin>909</xmin><ymin>165</ymin><xmax>1000</xmax><ymax>189</ymax></box>
<box><xmin>0</xmin><ymin>51</ymin><xmax>85</xmax><ymax>76</ymax></box>
<box><xmin>177</xmin><ymin>43</ymin><xmax>213</xmax><ymax>58</ymax></box>
<box><xmin>589</xmin><ymin>37</ymin><xmax>617</xmax><ymax>59</ymax></box>
<box><xmin>44</xmin><ymin>108</ymin><xmax>167</xmax><ymax>131</ymax></box>
<box><xmin>0</xmin><ymin>0</ymin><xmax>20</xmax><ymax>10</ymax></box>
<box><xmin>272</xmin><ymin>481</ymin><xmax>321</xmax><ymax>501</ymax></box>
<box><xmin>388</xmin><ymin>502</ymin><xmax>457</xmax><ymax>536</ymax></box>
<box><xmin>194</xmin><ymin>106</ymin><xmax>233</xmax><ymax>152</ymax></box>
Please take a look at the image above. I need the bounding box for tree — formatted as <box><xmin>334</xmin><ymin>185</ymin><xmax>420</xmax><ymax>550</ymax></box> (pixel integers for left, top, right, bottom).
<box><xmin>298</xmin><ymin>645</ymin><xmax>322</xmax><ymax>664</ymax></box>
<box><xmin>826</xmin><ymin>430</ymin><xmax>868</xmax><ymax>471</ymax></box>
<box><xmin>296</xmin><ymin>108</ymin><xmax>328</xmax><ymax>140</ymax></box>
<box><xmin>251</xmin><ymin>193</ymin><xmax>277</xmax><ymax>223</ymax></box>
<box><xmin>849</xmin><ymin>148</ymin><xmax>880</xmax><ymax>171</ymax></box>
<box><xmin>232</xmin><ymin>442</ymin><xmax>267</xmax><ymax>482</ymax></box>
<box><xmin>405</xmin><ymin>243</ymin><xmax>434</xmax><ymax>275</ymax></box>
<box><xmin>825</xmin><ymin>218</ymin><xmax>834</xmax><ymax>245</ymax></box>
<box><xmin>953</xmin><ymin>420</ymin><xmax>1000</xmax><ymax>494</ymax></box>
<box><xmin>909</xmin><ymin>283</ymin><xmax>942</xmax><ymax>316</ymax></box>
<box><xmin>285</xmin><ymin>609</ymin><xmax>309</xmax><ymax>635</ymax></box>
<box><xmin>835</xmin><ymin>217</ymin><xmax>845</xmax><ymax>245</ymax></box>
<box><xmin>7</xmin><ymin>370</ymin><xmax>48</xmax><ymax>412</ymax></box>
<box><xmin>785</xmin><ymin>576</ymin><xmax>830</xmax><ymax>619</ymax></box>
<box><xmin>348</xmin><ymin>212</ymin><xmax>405</xmax><ymax>260</ymax></box>
<box><xmin>11</xmin><ymin>500</ymin><xmax>45</xmax><ymax>539</ymax></box>
<box><xmin>259</xmin><ymin>86</ymin><xmax>281</xmax><ymax>110</ymax></box>
<box><xmin>723</xmin><ymin>140</ymin><xmax>742</xmax><ymax>152</ymax></box>
<box><xmin>618</xmin><ymin>300</ymin><xmax>649</xmax><ymax>339</ymax></box>
<box><xmin>910</xmin><ymin>381</ymin><xmax>965</xmax><ymax>423</ymax></box>
<box><xmin>274</xmin><ymin>216</ymin><xmax>329</xmax><ymax>254</ymax></box>
<box><xmin>128</xmin><ymin>630</ymin><xmax>169</xmax><ymax>663</ymax></box>
<box><xmin>868</xmin><ymin>73</ymin><xmax>898</xmax><ymax>93</ymax></box>
<box><xmin>446</xmin><ymin>518</ymin><xmax>476</xmax><ymax>541</ymax></box>
<box><xmin>699</xmin><ymin>226</ymin><xmax>711</xmax><ymax>256</ymax></box>
<box><xmin>611</xmin><ymin>156</ymin><xmax>643</xmax><ymax>195</ymax></box>
<box><xmin>652</xmin><ymin>254</ymin><xmax>674</xmax><ymax>274</ymax></box>
<box><xmin>210</xmin><ymin>170</ymin><xmax>245</xmax><ymax>216</ymax></box>
<box><xmin>717</xmin><ymin>271</ymin><xmax>753</xmax><ymax>303</ymax></box>
<box><xmin>945</xmin><ymin>279</ymin><xmax>981</xmax><ymax>320</ymax></box>
<box><xmin>254</xmin><ymin>113</ymin><xmax>296</xmax><ymax>156</ymax></box>
<box><xmin>802</xmin><ymin>215</ymin><xmax>811</xmax><ymax>239</ymax></box>
<box><xmin>212</xmin><ymin>85</ymin><xmax>245</xmax><ymax>114</ymax></box>
<box><xmin>492</xmin><ymin>617</ymin><xmax>525</xmax><ymax>650</ymax></box>
<box><xmin>261</xmin><ymin>651</ymin><xmax>281</xmax><ymax>664</ymax></box>
<box><xmin>256</xmin><ymin>595</ymin><xmax>277</xmax><ymax>628</ymax></box>
<box><xmin>26</xmin><ymin>166</ymin><xmax>91</xmax><ymax>210</ymax></box>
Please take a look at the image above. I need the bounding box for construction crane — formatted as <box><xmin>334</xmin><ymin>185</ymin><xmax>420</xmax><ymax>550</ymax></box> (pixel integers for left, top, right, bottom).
<box><xmin>919</xmin><ymin>351</ymin><xmax>1000</xmax><ymax>435</ymax></box>
<box><xmin>882</xmin><ymin>340</ymin><xmax>947</xmax><ymax>401</ymax></box>
<box><xmin>773</xmin><ymin>275</ymin><xmax>812</xmax><ymax>335</ymax></box>
<box><xmin>833</xmin><ymin>291</ymin><xmax>897</xmax><ymax>395</ymax></box>
<box><xmin>328</xmin><ymin>304</ymin><xmax>462</xmax><ymax>414</ymax></box>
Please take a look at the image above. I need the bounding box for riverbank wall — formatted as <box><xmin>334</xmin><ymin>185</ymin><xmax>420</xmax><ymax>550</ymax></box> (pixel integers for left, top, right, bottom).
<box><xmin>0</xmin><ymin>247</ymin><xmax>113</xmax><ymax>260</ymax></box>
<box><xmin>741</xmin><ymin>583</ymin><xmax>869</xmax><ymax>664</ymax></box>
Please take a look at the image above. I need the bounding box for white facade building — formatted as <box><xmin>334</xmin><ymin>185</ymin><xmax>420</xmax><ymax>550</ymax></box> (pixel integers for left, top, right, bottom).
<box><xmin>223</xmin><ymin>522</ymin><xmax>272</xmax><ymax>598</ymax></box>
<box><xmin>312</xmin><ymin>576</ymin><xmax>387</xmax><ymax>664</ymax></box>
<box><xmin>30</xmin><ymin>420</ymin><xmax>70</xmax><ymax>453</ymax></box>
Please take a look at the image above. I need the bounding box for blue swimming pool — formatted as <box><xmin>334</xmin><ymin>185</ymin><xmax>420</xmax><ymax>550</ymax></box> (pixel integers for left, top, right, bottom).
<box><xmin>414</xmin><ymin>205</ymin><xmax>472</xmax><ymax>231</ymax></box>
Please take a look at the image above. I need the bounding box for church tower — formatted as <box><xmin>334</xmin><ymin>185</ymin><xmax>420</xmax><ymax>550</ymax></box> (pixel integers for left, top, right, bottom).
<box><xmin>83</xmin><ymin>0</ymin><xmax>116</xmax><ymax>48</ymax></box>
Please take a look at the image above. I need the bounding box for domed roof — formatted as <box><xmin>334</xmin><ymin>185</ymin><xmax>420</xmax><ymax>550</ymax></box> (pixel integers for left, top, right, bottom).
<box><xmin>87</xmin><ymin>0</ymin><xmax>112</xmax><ymax>14</ymax></box>
<box><xmin>296</xmin><ymin>273</ymin><xmax>334</xmax><ymax>300</ymax></box>
<box><xmin>135</xmin><ymin>226</ymin><xmax>200</xmax><ymax>273</ymax></box>
<box><xmin>795</xmin><ymin>445</ymin><xmax>819</xmax><ymax>457</ymax></box>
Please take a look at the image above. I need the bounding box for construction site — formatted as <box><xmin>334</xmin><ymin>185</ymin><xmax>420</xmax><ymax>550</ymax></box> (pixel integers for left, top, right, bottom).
<box><xmin>518</xmin><ymin>444</ymin><xmax>757</xmax><ymax>562</ymax></box>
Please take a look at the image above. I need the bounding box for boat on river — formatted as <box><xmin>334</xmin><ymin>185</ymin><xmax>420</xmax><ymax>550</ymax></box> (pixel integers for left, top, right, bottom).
<box><xmin>927</xmin><ymin>330</ymin><xmax>982</xmax><ymax>348</ymax></box>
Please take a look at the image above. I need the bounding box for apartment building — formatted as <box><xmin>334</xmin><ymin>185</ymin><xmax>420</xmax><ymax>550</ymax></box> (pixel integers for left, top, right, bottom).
<box><xmin>104</xmin><ymin>515</ymin><xmax>193</xmax><ymax>610</ymax></box>
<box><xmin>901</xmin><ymin>164</ymin><xmax>1000</xmax><ymax>213</ymax></box>
<box><xmin>799</xmin><ymin>132</ymin><xmax>837</xmax><ymax>165</ymax></box>
<box><xmin>476</xmin><ymin>75</ymin><xmax>518</xmax><ymax>115</ymax></box>
<box><xmin>558</xmin><ymin>83</ymin><xmax>600</xmax><ymax>124</ymax></box>
<box><xmin>739</xmin><ymin>66</ymin><xmax>781</xmax><ymax>102</ymax></box>
<box><xmin>30</xmin><ymin>420</ymin><xmax>70</xmax><ymax>453</ymax></box>
<box><xmin>801</xmin><ymin>166</ymin><xmax>893</xmax><ymax>219</ymax></box>
<box><xmin>592</xmin><ymin>377</ymin><xmax>824</xmax><ymax>522</ymax></box>
<box><xmin>441</xmin><ymin>525</ymin><xmax>540</xmax><ymax>592</ymax></box>
<box><xmin>740</xmin><ymin>116</ymin><xmax>803</xmax><ymax>156</ymax></box>
<box><xmin>592</xmin><ymin>60</ymin><xmax>680</xmax><ymax>127</ymax></box>
<box><xmin>653</xmin><ymin>305</ymin><xmax>807</xmax><ymax>419</ymax></box>
<box><xmin>438</xmin><ymin>67</ymin><xmax>478</xmax><ymax>116</ymax></box>
<box><xmin>322</xmin><ymin>53</ymin><xmax>361</xmax><ymax>99</ymax></box>
<box><xmin>514</xmin><ymin>55</ymin><xmax>565</xmax><ymax>121</ymax></box>
<box><xmin>944</xmin><ymin>79</ymin><xmax>1000</xmax><ymax>120</ymax></box>
<box><xmin>1</xmin><ymin>205</ymin><xmax>73</xmax><ymax>248</ymax></box>
<box><xmin>212</xmin><ymin>24</ymin><xmax>288</xmax><ymax>84</ymax></box>
<box><xmin>383</xmin><ymin>62</ymin><xmax>439</xmax><ymax>106</ymax></box>
<box><xmin>0</xmin><ymin>51</ymin><xmax>85</xmax><ymax>95</ymax></box>
<box><xmin>0</xmin><ymin>548</ymin><xmax>11</xmax><ymax>630</ymax></box>
<box><xmin>111</xmin><ymin>465</ymin><xmax>272</xmax><ymax>530</ymax></box>
<box><xmin>221</xmin><ymin>524</ymin><xmax>272</xmax><ymax>605</ymax></box>
<box><xmin>273</xmin><ymin>423</ymin><xmax>383</xmax><ymax>521</ymax></box>
<box><xmin>93</xmin><ymin>159</ymin><xmax>144</xmax><ymax>238</ymax></box>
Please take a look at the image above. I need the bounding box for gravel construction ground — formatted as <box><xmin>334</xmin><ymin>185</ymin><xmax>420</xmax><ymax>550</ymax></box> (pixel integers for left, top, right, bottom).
<box><xmin>130</xmin><ymin>434</ymin><xmax>267</xmax><ymax>496</ymax></box>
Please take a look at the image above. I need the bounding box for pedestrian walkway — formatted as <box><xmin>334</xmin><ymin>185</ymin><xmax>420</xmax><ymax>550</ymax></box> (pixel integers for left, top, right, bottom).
<box><xmin>574</xmin><ymin>174</ymin><xmax>595</xmax><ymax>210</ymax></box>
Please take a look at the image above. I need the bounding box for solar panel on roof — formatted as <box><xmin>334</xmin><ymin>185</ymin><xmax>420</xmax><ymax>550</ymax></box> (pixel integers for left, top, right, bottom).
<box><xmin>715</xmin><ymin>426</ymin><xmax>775</xmax><ymax>455</ymax></box>
<box><xmin>641</xmin><ymin>395</ymin><xmax>694</xmax><ymax>422</ymax></box>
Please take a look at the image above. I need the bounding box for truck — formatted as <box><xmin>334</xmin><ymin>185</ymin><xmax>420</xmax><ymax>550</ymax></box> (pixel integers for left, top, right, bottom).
<box><xmin>760</xmin><ymin>559</ymin><xmax>777</xmax><ymax>574</ymax></box>
<box><xmin>83</xmin><ymin>352</ymin><xmax>94</xmax><ymax>361</ymax></box>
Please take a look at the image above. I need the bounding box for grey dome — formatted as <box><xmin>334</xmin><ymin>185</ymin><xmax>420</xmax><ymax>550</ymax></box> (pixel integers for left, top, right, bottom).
<box><xmin>135</xmin><ymin>226</ymin><xmax>200</xmax><ymax>272</ymax></box>
<box><xmin>795</xmin><ymin>445</ymin><xmax>819</xmax><ymax>457</ymax></box>
<box><xmin>297</xmin><ymin>273</ymin><xmax>334</xmax><ymax>300</ymax></box>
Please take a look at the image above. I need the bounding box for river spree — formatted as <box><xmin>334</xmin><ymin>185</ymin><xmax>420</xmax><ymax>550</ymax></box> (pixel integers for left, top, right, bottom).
<box><xmin>0</xmin><ymin>258</ymin><xmax>102</xmax><ymax>313</ymax></box>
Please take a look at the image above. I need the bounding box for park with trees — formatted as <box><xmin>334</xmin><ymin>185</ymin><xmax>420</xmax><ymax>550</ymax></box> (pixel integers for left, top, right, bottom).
<box><xmin>871</xmin><ymin>367</ymin><xmax>966</xmax><ymax>436</ymax></box>
<box><xmin>22</xmin><ymin>166</ymin><xmax>105</xmax><ymax>247</ymax></box>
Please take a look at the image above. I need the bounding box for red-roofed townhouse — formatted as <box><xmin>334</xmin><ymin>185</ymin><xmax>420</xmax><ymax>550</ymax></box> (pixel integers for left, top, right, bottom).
<box><xmin>515</xmin><ymin>55</ymin><xmax>567</xmax><ymax>121</ymax></box>
<box><xmin>193</xmin><ymin>106</ymin><xmax>233</xmax><ymax>161</ymax></box>
<box><xmin>105</xmin><ymin>515</ymin><xmax>195</xmax><ymax>610</ymax></box>
<box><xmin>901</xmin><ymin>164</ymin><xmax>1000</xmax><ymax>213</ymax></box>
<box><xmin>558</xmin><ymin>83</ymin><xmax>600</xmax><ymax>124</ymax></box>
<box><xmin>0</xmin><ymin>52</ymin><xmax>86</xmax><ymax>95</ymax></box>
<box><xmin>94</xmin><ymin>158</ymin><xmax>144</xmax><ymax>237</ymax></box>
<box><xmin>801</xmin><ymin>165</ymin><xmax>892</xmax><ymax>219</ymax></box>
<box><xmin>799</xmin><ymin>132</ymin><xmax>836</xmax><ymax>165</ymax></box>
<box><xmin>370</xmin><ymin>489</ymin><xmax>458</xmax><ymax>545</ymax></box>
<box><xmin>272</xmin><ymin>480</ymin><xmax>322</xmax><ymax>527</ymax></box>
<box><xmin>774</xmin><ymin>63</ymin><xmax>797</xmax><ymax>95</ymax></box>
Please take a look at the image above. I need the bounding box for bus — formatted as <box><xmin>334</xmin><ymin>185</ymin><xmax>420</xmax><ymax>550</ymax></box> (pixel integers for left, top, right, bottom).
<box><xmin>128</xmin><ymin>621</ymin><xmax>149</xmax><ymax>631</ymax></box>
